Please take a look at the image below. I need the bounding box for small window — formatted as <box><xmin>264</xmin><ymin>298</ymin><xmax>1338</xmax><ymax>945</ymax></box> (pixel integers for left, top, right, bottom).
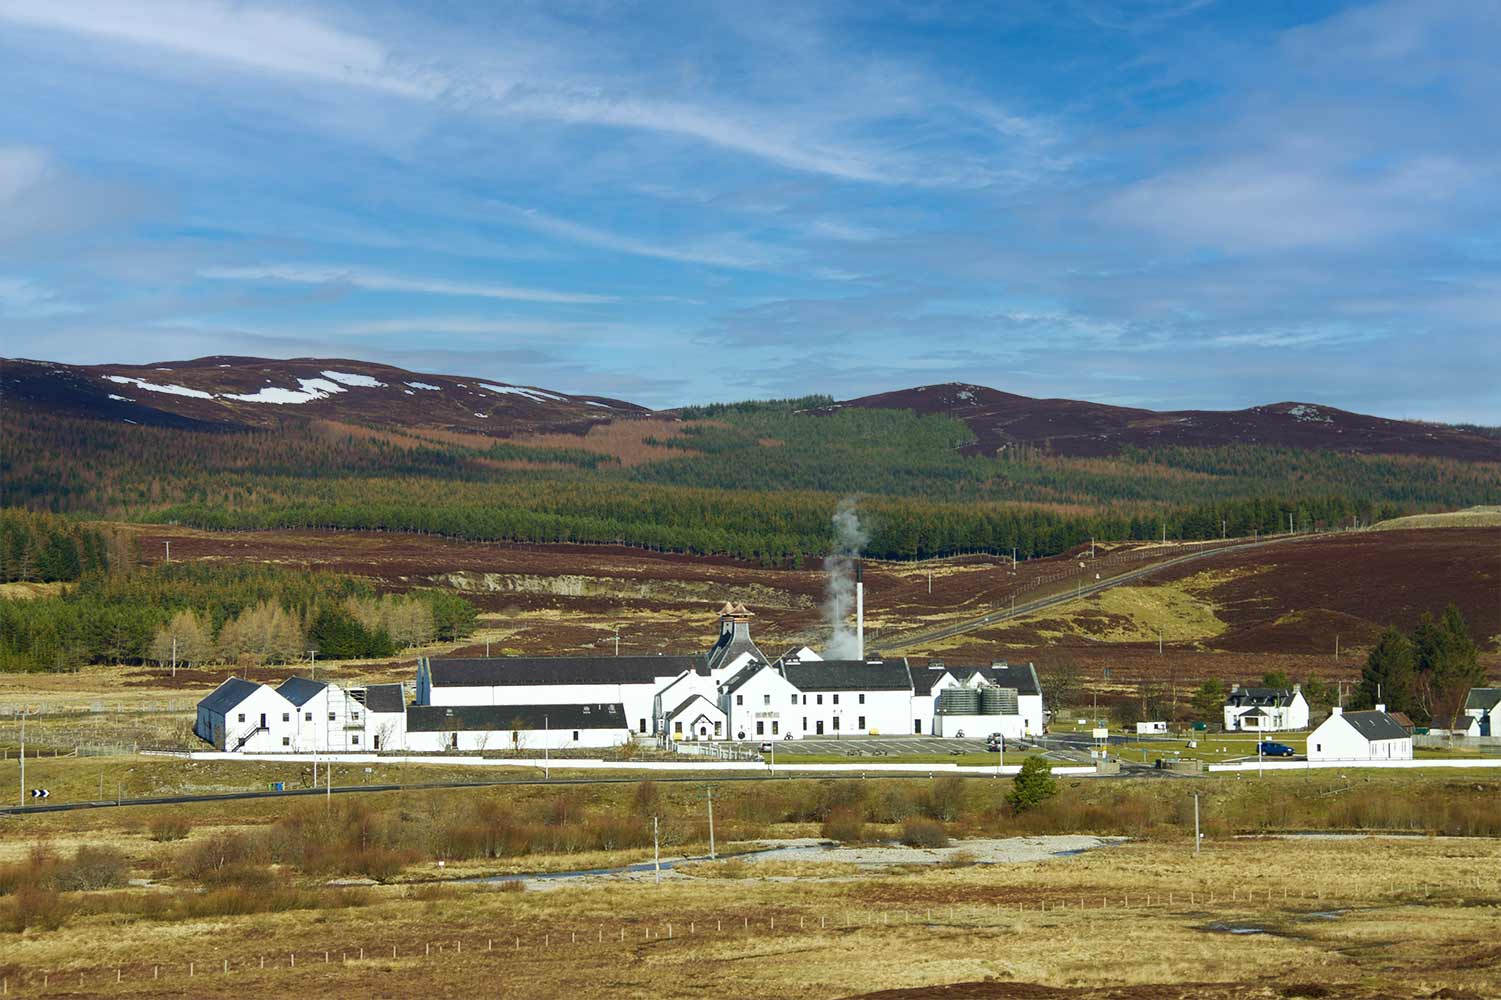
<box><xmin>237</xmin><ymin>712</ymin><xmax>246</xmax><ymax>723</ymax></box>
<box><xmin>833</xmin><ymin>694</ymin><xmax>839</xmax><ymax>705</ymax></box>
<box><xmin>352</xmin><ymin>711</ymin><xmax>360</xmax><ymax>721</ymax></box>
<box><xmin>763</xmin><ymin>694</ymin><xmax>771</xmax><ymax>706</ymax></box>
<box><xmin>282</xmin><ymin>737</ymin><xmax>290</xmax><ymax>746</ymax></box>
<box><xmin>352</xmin><ymin>734</ymin><xmax>360</xmax><ymax>745</ymax></box>
<box><xmin>802</xmin><ymin>695</ymin><xmax>807</xmax><ymax>705</ymax></box>
<box><xmin>858</xmin><ymin>694</ymin><xmax>865</xmax><ymax>705</ymax></box>
<box><xmin>305</xmin><ymin>711</ymin><xmax>312</xmax><ymax>721</ymax></box>
<box><xmin>790</xmin><ymin>693</ymin><xmax>797</xmax><ymax>705</ymax></box>
<box><xmin>817</xmin><ymin>694</ymin><xmax>823</xmax><ymax>705</ymax></box>
<box><xmin>282</xmin><ymin>712</ymin><xmax>290</xmax><ymax>722</ymax></box>
<box><xmin>858</xmin><ymin>716</ymin><xmax>866</xmax><ymax>729</ymax></box>
<box><xmin>802</xmin><ymin>716</ymin><xmax>808</xmax><ymax>730</ymax></box>
<box><xmin>328</xmin><ymin>712</ymin><xmax>336</xmax><ymax>721</ymax></box>
<box><xmin>674</xmin><ymin>720</ymin><xmax>683</xmax><ymax>735</ymax></box>
<box><xmin>572</xmin><ymin>730</ymin><xmax>580</xmax><ymax>741</ymax></box>
<box><xmin>772</xmin><ymin>721</ymin><xmax>779</xmax><ymax>735</ymax></box>
<box><xmin>915</xmin><ymin>719</ymin><xmax>922</xmax><ymax>734</ymax></box>
<box><xmin>832</xmin><ymin>716</ymin><xmax>840</xmax><ymax>731</ymax></box>
<box><xmin>736</xmin><ymin>694</ymin><xmax>743</xmax><ymax>706</ymax></box>
<box><xmin>714</xmin><ymin>721</ymin><xmax>722</xmax><ymax>736</ymax></box>
<box><xmin>756</xmin><ymin>721</ymin><xmax>765</xmax><ymax>735</ymax></box>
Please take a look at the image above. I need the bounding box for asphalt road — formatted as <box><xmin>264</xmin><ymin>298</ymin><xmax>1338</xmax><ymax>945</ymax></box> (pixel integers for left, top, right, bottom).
<box><xmin>878</xmin><ymin>530</ymin><xmax>1332</xmax><ymax>651</ymax></box>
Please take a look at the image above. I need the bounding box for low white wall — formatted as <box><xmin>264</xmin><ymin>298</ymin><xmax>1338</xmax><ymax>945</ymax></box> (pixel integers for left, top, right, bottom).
<box><xmin>1209</xmin><ymin>758</ymin><xmax>1501</xmax><ymax>772</ymax></box>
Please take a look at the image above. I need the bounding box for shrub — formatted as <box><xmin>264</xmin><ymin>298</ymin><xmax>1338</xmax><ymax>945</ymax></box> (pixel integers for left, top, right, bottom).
<box><xmin>51</xmin><ymin>847</ymin><xmax>128</xmax><ymax>891</ymax></box>
<box><xmin>919</xmin><ymin>777</ymin><xmax>967</xmax><ymax>821</ymax></box>
<box><xmin>1</xmin><ymin>886</ymin><xmax>69</xmax><ymax>932</ymax></box>
<box><xmin>1007</xmin><ymin>756</ymin><xmax>1059</xmax><ymax>813</ymax></box>
<box><xmin>148</xmin><ymin>814</ymin><xmax>191</xmax><ymax>842</ymax></box>
<box><xmin>901</xmin><ymin>817</ymin><xmax>949</xmax><ymax>848</ymax></box>
<box><xmin>177</xmin><ymin>832</ymin><xmax>257</xmax><ymax>882</ymax></box>
<box><xmin>820</xmin><ymin>806</ymin><xmax>865</xmax><ymax>843</ymax></box>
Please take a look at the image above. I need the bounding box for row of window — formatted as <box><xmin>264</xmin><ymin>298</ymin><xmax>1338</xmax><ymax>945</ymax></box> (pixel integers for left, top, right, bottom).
<box><xmin>751</xmin><ymin>716</ymin><xmax>867</xmax><ymax>735</ymax></box>
<box><xmin>737</xmin><ymin>692</ymin><xmax>867</xmax><ymax>707</ymax></box>
<box><xmin>237</xmin><ymin>710</ymin><xmax>361</xmax><ymax>723</ymax></box>
<box><xmin>279</xmin><ymin>735</ymin><xmax>362</xmax><ymax>747</ymax></box>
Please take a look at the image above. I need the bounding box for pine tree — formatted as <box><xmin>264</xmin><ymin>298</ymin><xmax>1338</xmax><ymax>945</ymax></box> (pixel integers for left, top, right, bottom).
<box><xmin>1357</xmin><ymin>627</ymin><xmax>1417</xmax><ymax>717</ymax></box>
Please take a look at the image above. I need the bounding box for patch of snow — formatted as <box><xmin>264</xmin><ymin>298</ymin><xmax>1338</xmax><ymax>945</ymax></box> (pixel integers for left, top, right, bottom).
<box><xmin>106</xmin><ymin>394</ymin><xmax>134</xmax><ymax>402</ymax></box>
<box><xmin>404</xmin><ymin>381</ymin><xmax>441</xmax><ymax>391</ymax></box>
<box><xmin>223</xmin><ymin>377</ymin><xmax>347</xmax><ymax>405</ymax></box>
<box><xmin>585</xmin><ymin>401</ymin><xmax>612</xmax><ymax>408</ymax></box>
<box><xmin>956</xmin><ymin>390</ymin><xmax>975</xmax><ymax>401</ymax></box>
<box><xmin>103</xmin><ymin>375</ymin><xmax>214</xmax><ymax>399</ymax></box>
<box><xmin>122</xmin><ymin>418</ymin><xmax>137</xmax><ymax>424</ymax></box>
<box><xmin>217</xmin><ymin>364</ymin><xmax>231</xmax><ymax>368</ymax></box>
<box><xmin>320</xmin><ymin>370</ymin><xmax>386</xmax><ymax>388</ymax></box>
<box><xmin>403</xmin><ymin>389</ymin><xmax>414</xmax><ymax>395</ymax></box>
<box><xmin>473</xmin><ymin>412</ymin><xmax>488</xmax><ymax>418</ymax></box>
<box><xmin>480</xmin><ymin>383</ymin><xmax>554</xmax><ymax>403</ymax></box>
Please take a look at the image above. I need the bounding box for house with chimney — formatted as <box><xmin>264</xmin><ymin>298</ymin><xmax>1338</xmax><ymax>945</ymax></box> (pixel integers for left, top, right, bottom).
<box><xmin>1223</xmin><ymin>684</ymin><xmax>1309</xmax><ymax>732</ymax></box>
<box><xmin>1308</xmin><ymin>705</ymin><xmax>1413</xmax><ymax>761</ymax></box>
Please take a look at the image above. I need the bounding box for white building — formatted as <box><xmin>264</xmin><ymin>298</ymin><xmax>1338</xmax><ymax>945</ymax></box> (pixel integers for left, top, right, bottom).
<box><xmin>662</xmin><ymin>693</ymin><xmax>727</xmax><ymax>741</ymax></box>
<box><xmin>721</xmin><ymin>661</ymin><xmax>801</xmax><ymax>740</ymax></box>
<box><xmin>929</xmin><ymin>663</ymin><xmax>1045</xmax><ymax>739</ymax></box>
<box><xmin>361</xmin><ymin>683</ymin><xmax>408</xmax><ymax>751</ymax></box>
<box><xmin>416</xmin><ymin>653</ymin><xmax>705</xmax><ymax>738</ymax></box>
<box><xmin>1463</xmin><ymin>688</ymin><xmax>1501</xmax><ymax>737</ymax></box>
<box><xmin>1307</xmin><ymin>706</ymin><xmax>1413</xmax><ymax>761</ymax></box>
<box><xmin>277</xmin><ymin>678</ymin><xmax>369</xmax><ymax>752</ymax></box>
<box><xmin>1223</xmin><ymin>685</ymin><xmax>1309</xmax><ymax>732</ymax></box>
<box><xmin>778</xmin><ymin>657</ymin><xmax>915</xmax><ymax>738</ymax></box>
<box><xmin>195</xmin><ymin>677</ymin><xmax>293</xmax><ymax>752</ymax></box>
<box><xmin>404</xmin><ymin>703</ymin><xmax>630</xmax><ymax>751</ymax></box>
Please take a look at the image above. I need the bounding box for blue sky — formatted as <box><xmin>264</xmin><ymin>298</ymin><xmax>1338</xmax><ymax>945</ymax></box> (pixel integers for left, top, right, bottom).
<box><xmin>0</xmin><ymin>0</ymin><xmax>1496</xmax><ymax>420</ymax></box>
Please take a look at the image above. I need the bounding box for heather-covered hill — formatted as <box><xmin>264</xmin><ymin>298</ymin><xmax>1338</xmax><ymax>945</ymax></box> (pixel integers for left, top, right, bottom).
<box><xmin>827</xmin><ymin>383</ymin><xmax>1499</xmax><ymax>461</ymax></box>
<box><xmin>0</xmin><ymin>356</ymin><xmax>649</xmax><ymax>437</ymax></box>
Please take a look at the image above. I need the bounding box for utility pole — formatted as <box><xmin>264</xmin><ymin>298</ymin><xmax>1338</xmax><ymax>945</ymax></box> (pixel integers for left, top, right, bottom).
<box><xmin>485</xmin><ymin>639</ymin><xmax>490</xmax><ymax>657</ymax></box>
<box><xmin>18</xmin><ymin>708</ymin><xmax>26</xmax><ymax>807</ymax></box>
<box><xmin>171</xmin><ymin>635</ymin><xmax>177</xmax><ymax>678</ymax></box>
<box><xmin>1193</xmin><ymin>792</ymin><xmax>1201</xmax><ymax>856</ymax></box>
<box><xmin>1159</xmin><ymin>630</ymin><xmax>1164</xmax><ymax>656</ymax></box>
<box><xmin>307</xmin><ymin>649</ymin><xmax>317</xmax><ymax>680</ymax></box>
<box><xmin>1335</xmin><ymin>634</ymin><xmax>1340</xmax><ymax>659</ymax></box>
<box><xmin>326</xmin><ymin>757</ymin><xmax>332</xmax><ymax>813</ymax></box>
<box><xmin>653</xmin><ymin>815</ymin><xmax>661</xmax><ymax>885</ymax></box>
<box><xmin>927</xmin><ymin>571</ymin><xmax>932</xmax><ymax>595</ymax></box>
<box><xmin>164</xmin><ymin>540</ymin><xmax>170</xmax><ymax>564</ymax></box>
<box><xmin>614</xmin><ymin>629</ymin><xmax>621</xmax><ymax>656</ymax></box>
<box><xmin>544</xmin><ymin>714</ymin><xmax>550</xmax><ymax>779</ymax></box>
<box><xmin>706</xmin><ymin>787</ymin><xmax>716</xmax><ymax>860</ymax></box>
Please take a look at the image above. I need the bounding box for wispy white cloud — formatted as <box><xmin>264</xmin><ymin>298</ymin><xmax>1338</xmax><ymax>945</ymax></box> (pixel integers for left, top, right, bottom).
<box><xmin>199</xmin><ymin>264</ymin><xmax>615</xmax><ymax>304</ymax></box>
<box><xmin>0</xmin><ymin>0</ymin><xmax>437</xmax><ymax>96</ymax></box>
<box><xmin>494</xmin><ymin>203</ymin><xmax>791</xmax><ymax>271</ymax></box>
<box><xmin>0</xmin><ymin>275</ymin><xmax>81</xmax><ymax>318</ymax></box>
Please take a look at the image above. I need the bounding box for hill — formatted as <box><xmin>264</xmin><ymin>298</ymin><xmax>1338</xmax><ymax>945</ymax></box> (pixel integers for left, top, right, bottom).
<box><xmin>826</xmin><ymin>383</ymin><xmax>1499</xmax><ymax>461</ymax></box>
<box><xmin>0</xmin><ymin>356</ymin><xmax>649</xmax><ymax>437</ymax></box>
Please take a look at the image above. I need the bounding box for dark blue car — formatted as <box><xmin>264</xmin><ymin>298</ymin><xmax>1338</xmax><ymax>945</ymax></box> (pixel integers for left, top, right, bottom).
<box><xmin>1258</xmin><ymin>741</ymin><xmax>1296</xmax><ymax>757</ymax></box>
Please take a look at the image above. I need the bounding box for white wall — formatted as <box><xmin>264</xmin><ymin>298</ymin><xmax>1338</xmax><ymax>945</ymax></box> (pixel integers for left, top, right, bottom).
<box><xmin>364</xmin><ymin>710</ymin><xmax>406</xmax><ymax>752</ymax></box>
<box><xmin>216</xmin><ymin>686</ymin><xmax>295</xmax><ymax>753</ymax></box>
<box><xmin>1308</xmin><ymin>712</ymin><xmax>1414</xmax><ymax>761</ymax></box>
<box><xmin>934</xmin><ymin>713</ymin><xmax>1026</xmax><ymax>739</ymax></box>
<box><xmin>430</xmin><ymin>680</ymin><xmax>669</xmax><ymax>736</ymax></box>
<box><xmin>286</xmin><ymin>683</ymin><xmax>369</xmax><ymax>753</ymax></box>
<box><xmin>724</xmin><ymin>669</ymin><xmax>800</xmax><ymax>740</ymax></box>
<box><xmin>403</xmin><ymin>726</ymin><xmax>628</xmax><ymax>752</ymax></box>
<box><xmin>665</xmin><ymin>696</ymin><xmax>726</xmax><ymax>741</ymax></box>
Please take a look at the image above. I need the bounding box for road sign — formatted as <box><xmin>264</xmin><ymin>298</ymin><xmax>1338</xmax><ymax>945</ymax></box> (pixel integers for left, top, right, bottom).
<box><xmin>30</xmin><ymin>788</ymin><xmax>49</xmax><ymax>799</ymax></box>
<box><xmin>1091</xmin><ymin>728</ymin><xmax>1109</xmax><ymax>739</ymax></box>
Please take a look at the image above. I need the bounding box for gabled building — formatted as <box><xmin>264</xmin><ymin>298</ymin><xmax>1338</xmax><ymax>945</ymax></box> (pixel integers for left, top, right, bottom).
<box><xmin>276</xmin><ymin>677</ymin><xmax>368</xmax><ymax>752</ymax></box>
<box><xmin>929</xmin><ymin>662</ymin><xmax>1045</xmax><ymax>738</ymax></box>
<box><xmin>1462</xmin><ymin>688</ymin><xmax>1501</xmax><ymax>737</ymax></box>
<box><xmin>195</xmin><ymin>677</ymin><xmax>291</xmax><ymax>752</ymax></box>
<box><xmin>663</xmin><ymin>693</ymin><xmax>727</xmax><ymax>742</ymax></box>
<box><xmin>778</xmin><ymin>656</ymin><xmax>914</xmax><ymax>737</ymax></box>
<box><xmin>361</xmin><ymin>682</ymin><xmax>408</xmax><ymax>751</ymax></box>
<box><xmin>404</xmin><ymin>702</ymin><xmax>629</xmax><ymax>751</ymax></box>
<box><xmin>707</xmin><ymin>603</ymin><xmax>766</xmax><ymax>681</ymax></box>
<box><xmin>1223</xmin><ymin>685</ymin><xmax>1309</xmax><ymax>732</ymax></box>
<box><xmin>721</xmin><ymin>660</ymin><xmax>801</xmax><ymax>740</ymax></box>
<box><xmin>1308</xmin><ymin>705</ymin><xmax>1413</xmax><ymax>761</ymax></box>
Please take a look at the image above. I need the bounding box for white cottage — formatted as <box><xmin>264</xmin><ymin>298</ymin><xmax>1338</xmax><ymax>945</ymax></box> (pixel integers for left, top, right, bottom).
<box><xmin>1463</xmin><ymin>688</ymin><xmax>1501</xmax><ymax>737</ymax></box>
<box><xmin>277</xmin><ymin>677</ymin><xmax>369</xmax><ymax>752</ymax></box>
<box><xmin>721</xmin><ymin>661</ymin><xmax>801</xmax><ymax>740</ymax></box>
<box><xmin>1223</xmin><ymin>685</ymin><xmax>1310</xmax><ymax>732</ymax></box>
<box><xmin>779</xmin><ymin>657</ymin><xmax>915</xmax><ymax>737</ymax></box>
<box><xmin>361</xmin><ymin>683</ymin><xmax>408</xmax><ymax>752</ymax></box>
<box><xmin>663</xmin><ymin>694</ymin><xmax>728</xmax><ymax>742</ymax></box>
<box><xmin>1307</xmin><ymin>706</ymin><xmax>1413</xmax><ymax>761</ymax></box>
<box><xmin>195</xmin><ymin>677</ymin><xmax>293</xmax><ymax>752</ymax></box>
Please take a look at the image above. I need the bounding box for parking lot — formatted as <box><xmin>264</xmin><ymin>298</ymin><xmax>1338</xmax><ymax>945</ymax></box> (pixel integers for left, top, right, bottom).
<box><xmin>737</xmin><ymin>736</ymin><xmax>999</xmax><ymax>757</ymax></box>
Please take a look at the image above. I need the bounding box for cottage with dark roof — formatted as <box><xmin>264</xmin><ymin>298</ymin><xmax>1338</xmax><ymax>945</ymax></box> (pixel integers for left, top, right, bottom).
<box><xmin>275</xmin><ymin>677</ymin><xmax>371</xmax><ymax>752</ymax></box>
<box><xmin>1308</xmin><ymin>705</ymin><xmax>1413</xmax><ymax>761</ymax></box>
<box><xmin>1223</xmin><ymin>684</ymin><xmax>1309</xmax><ymax>733</ymax></box>
<box><xmin>195</xmin><ymin>677</ymin><xmax>294</xmax><ymax>752</ymax></box>
<box><xmin>360</xmin><ymin>683</ymin><xmax>408</xmax><ymax>751</ymax></box>
<box><xmin>1462</xmin><ymin>688</ymin><xmax>1501</xmax><ymax>738</ymax></box>
<box><xmin>404</xmin><ymin>702</ymin><xmax>630</xmax><ymax>752</ymax></box>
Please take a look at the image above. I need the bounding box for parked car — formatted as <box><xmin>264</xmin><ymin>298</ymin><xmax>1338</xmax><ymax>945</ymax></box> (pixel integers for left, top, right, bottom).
<box><xmin>1258</xmin><ymin>741</ymin><xmax>1296</xmax><ymax>757</ymax></box>
<box><xmin>759</xmin><ymin>742</ymin><xmax>773</xmax><ymax>753</ymax></box>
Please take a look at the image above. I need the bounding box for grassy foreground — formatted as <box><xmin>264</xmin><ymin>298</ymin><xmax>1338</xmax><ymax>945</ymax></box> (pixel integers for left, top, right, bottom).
<box><xmin>1</xmin><ymin>771</ymin><xmax>1500</xmax><ymax>996</ymax></box>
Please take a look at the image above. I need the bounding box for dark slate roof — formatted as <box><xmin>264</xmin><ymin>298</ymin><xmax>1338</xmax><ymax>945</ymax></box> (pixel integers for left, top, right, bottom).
<box><xmin>779</xmin><ymin>659</ymin><xmax>913</xmax><ymax>692</ymax></box>
<box><xmin>364</xmin><ymin>683</ymin><xmax>406</xmax><ymax>714</ymax></box>
<box><xmin>1240</xmin><ymin>707</ymin><xmax>1267</xmax><ymax>717</ymax></box>
<box><xmin>1465</xmin><ymin>688</ymin><xmax>1501</xmax><ymax>712</ymax></box>
<box><xmin>406</xmin><ymin>703</ymin><xmax>628</xmax><ymax>733</ymax></box>
<box><xmin>277</xmin><ymin>676</ymin><xmax>328</xmax><ymax>707</ymax></box>
<box><xmin>666</xmin><ymin>694</ymin><xmax>720</xmax><ymax>720</ymax></box>
<box><xmin>949</xmin><ymin>663</ymin><xmax>1041</xmax><ymax>697</ymax></box>
<box><xmin>1338</xmin><ymin>710</ymin><xmax>1411</xmax><ymax>742</ymax></box>
<box><xmin>721</xmin><ymin>662</ymin><xmax>771</xmax><ymax>696</ymax></box>
<box><xmin>910</xmin><ymin>666</ymin><xmax>948</xmax><ymax>696</ymax></box>
<box><xmin>1226</xmin><ymin>687</ymin><xmax>1298</xmax><ymax>708</ymax></box>
<box><xmin>198</xmin><ymin>677</ymin><xmax>264</xmax><ymax>715</ymax></box>
<box><xmin>428</xmin><ymin>655</ymin><xmax>706</xmax><ymax>687</ymax></box>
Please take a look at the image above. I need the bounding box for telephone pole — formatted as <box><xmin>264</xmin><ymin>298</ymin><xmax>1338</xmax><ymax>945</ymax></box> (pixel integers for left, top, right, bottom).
<box><xmin>706</xmin><ymin>787</ymin><xmax>716</xmax><ymax>860</ymax></box>
<box><xmin>653</xmin><ymin>816</ymin><xmax>661</xmax><ymax>885</ymax></box>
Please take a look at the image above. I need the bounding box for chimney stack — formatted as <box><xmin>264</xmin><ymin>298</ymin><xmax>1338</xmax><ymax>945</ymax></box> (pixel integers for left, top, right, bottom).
<box><xmin>855</xmin><ymin>561</ymin><xmax>864</xmax><ymax>661</ymax></box>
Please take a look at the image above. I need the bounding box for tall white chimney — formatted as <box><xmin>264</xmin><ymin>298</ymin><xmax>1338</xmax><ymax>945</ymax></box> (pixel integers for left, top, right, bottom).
<box><xmin>855</xmin><ymin>561</ymin><xmax>864</xmax><ymax>661</ymax></box>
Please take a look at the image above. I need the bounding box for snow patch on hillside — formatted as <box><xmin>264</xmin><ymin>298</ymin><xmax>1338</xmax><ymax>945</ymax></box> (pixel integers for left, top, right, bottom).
<box><xmin>320</xmin><ymin>370</ymin><xmax>386</xmax><ymax>388</ymax></box>
<box><xmin>223</xmin><ymin>377</ymin><xmax>347</xmax><ymax>404</ymax></box>
<box><xmin>103</xmin><ymin>376</ymin><xmax>214</xmax><ymax>399</ymax></box>
<box><xmin>480</xmin><ymin>383</ymin><xmax>554</xmax><ymax>402</ymax></box>
<box><xmin>404</xmin><ymin>381</ymin><xmax>441</xmax><ymax>391</ymax></box>
<box><xmin>1287</xmin><ymin>404</ymin><xmax>1333</xmax><ymax>424</ymax></box>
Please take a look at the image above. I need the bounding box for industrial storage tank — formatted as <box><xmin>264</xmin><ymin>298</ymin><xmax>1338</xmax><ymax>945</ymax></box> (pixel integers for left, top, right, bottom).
<box><xmin>939</xmin><ymin>688</ymin><xmax>980</xmax><ymax>715</ymax></box>
<box><xmin>981</xmin><ymin>687</ymin><xmax>1019</xmax><ymax>715</ymax></box>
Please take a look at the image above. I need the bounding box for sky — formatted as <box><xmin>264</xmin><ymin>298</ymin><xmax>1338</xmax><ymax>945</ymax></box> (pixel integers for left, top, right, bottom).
<box><xmin>0</xmin><ymin>0</ymin><xmax>1497</xmax><ymax>420</ymax></box>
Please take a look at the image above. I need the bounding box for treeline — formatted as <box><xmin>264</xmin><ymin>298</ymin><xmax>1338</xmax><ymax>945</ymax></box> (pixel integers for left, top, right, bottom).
<box><xmin>1356</xmin><ymin>605</ymin><xmax>1484</xmax><ymax>728</ymax></box>
<box><xmin>0</xmin><ymin>509</ymin><xmax>113</xmax><ymax>582</ymax></box>
<box><xmin>0</xmin><ymin>563</ymin><xmax>477</xmax><ymax>672</ymax></box>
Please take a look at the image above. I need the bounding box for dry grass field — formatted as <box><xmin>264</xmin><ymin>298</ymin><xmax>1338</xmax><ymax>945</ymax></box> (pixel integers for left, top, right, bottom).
<box><xmin>0</xmin><ymin>773</ymin><xmax>1498</xmax><ymax>998</ymax></box>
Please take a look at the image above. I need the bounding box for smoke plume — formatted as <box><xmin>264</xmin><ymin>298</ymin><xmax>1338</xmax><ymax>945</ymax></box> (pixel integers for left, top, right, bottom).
<box><xmin>823</xmin><ymin>498</ymin><xmax>869</xmax><ymax>659</ymax></box>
